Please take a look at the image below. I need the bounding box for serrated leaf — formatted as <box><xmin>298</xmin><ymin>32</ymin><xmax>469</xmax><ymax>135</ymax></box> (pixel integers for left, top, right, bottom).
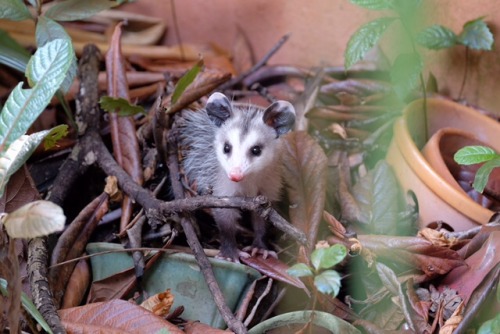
<box><xmin>351</xmin><ymin>160</ymin><xmax>405</xmax><ymax>235</ymax></box>
<box><xmin>417</xmin><ymin>25</ymin><xmax>458</xmax><ymax>50</ymax></box>
<box><xmin>0</xmin><ymin>130</ymin><xmax>51</xmax><ymax>197</ymax></box>
<box><xmin>99</xmin><ymin>96</ymin><xmax>146</xmax><ymax>117</ymax></box>
<box><xmin>473</xmin><ymin>158</ymin><xmax>500</xmax><ymax>193</ymax></box>
<box><xmin>43</xmin><ymin>124</ymin><xmax>68</xmax><ymax>150</ymax></box>
<box><xmin>458</xmin><ymin>17</ymin><xmax>493</xmax><ymax>50</ymax></box>
<box><xmin>1</xmin><ymin>200</ymin><xmax>65</xmax><ymax>238</ymax></box>
<box><xmin>390</xmin><ymin>52</ymin><xmax>423</xmax><ymax>100</ymax></box>
<box><xmin>171</xmin><ymin>59</ymin><xmax>203</xmax><ymax>104</ymax></box>
<box><xmin>314</xmin><ymin>270</ymin><xmax>342</xmax><ymax>297</ymax></box>
<box><xmin>454</xmin><ymin>145</ymin><xmax>498</xmax><ymax>165</ymax></box>
<box><xmin>345</xmin><ymin>17</ymin><xmax>397</xmax><ymax>69</ymax></box>
<box><xmin>287</xmin><ymin>263</ymin><xmax>314</xmax><ymax>277</ymax></box>
<box><xmin>0</xmin><ymin>278</ymin><xmax>53</xmax><ymax>334</ymax></box>
<box><xmin>35</xmin><ymin>17</ymin><xmax>77</xmax><ymax>93</ymax></box>
<box><xmin>0</xmin><ymin>0</ymin><xmax>32</xmax><ymax>21</ymax></box>
<box><xmin>0</xmin><ymin>39</ymin><xmax>73</xmax><ymax>151</ymax></box>
<box><xmin>45</xmin><ymin>0</ymin><xmax>118</xmax><ymax>21</ymax></box>
<box><xmin>311</xmin><ymin>244</ymin><xmax>347</xmax><ymax>269</ymax></box>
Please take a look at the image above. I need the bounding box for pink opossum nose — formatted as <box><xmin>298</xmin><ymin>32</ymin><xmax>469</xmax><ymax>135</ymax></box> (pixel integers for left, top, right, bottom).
<box><xmin>229</xmin><ymin>168</ymin><xmax>243</xmax><ymax>182</ymax></box>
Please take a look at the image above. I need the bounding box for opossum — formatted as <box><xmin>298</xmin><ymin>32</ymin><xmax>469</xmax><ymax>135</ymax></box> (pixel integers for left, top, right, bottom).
<box><xmin>178</xmin><ymin>92</ymin><xmax>296</xmax><ymax>261</ymax></box>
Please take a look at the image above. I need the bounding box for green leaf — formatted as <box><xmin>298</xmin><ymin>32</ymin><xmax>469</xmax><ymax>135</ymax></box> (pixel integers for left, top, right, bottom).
<box><xmin>458</xmin><ymin>17</ymin><xmax>494</xmax><ymax>50</ymax></box>
<box><xmin>454</xmin><ymin>145</ymin><xmax>498</xmax><ymax>165</ymax></box>
<box><xmin>473</xmin><ymin>158</ymin><xmax>500</xmax><ymax>193</ymax></box>
<box><xmin>0</xmin><ymin>29</ymin><xmax>31</xmax><ymax>73</ymax></box>
<box><xmin>390</xmin><ymin>52</ymin><xmax>423</xmax><ymax>100</ymax></box>
<box><xmin>0</xmin><ymin>39</ymin><xmax>73</xmax><ymax>151</ymax></box>
<box><xmin>344</xmin><ymin>17</ymin><xmax>396</xmax><ymax>69</ymax></box>
<box><xmin>0</xmin><ymin>0</ymin><xmax>32</xmax><ymax>21</ymax></box>
<box><xmin>35</xmin><ymin>17</ymin><xmax>77</xmax><ymax>93</ymax></box>
<box><xmin>0</xmin><ymin>130</ymin><xmax>51</xmax><ymax>199</ymax></box>
<box><xmin>311</xmin><ymin>245</ymin><xmax>348</xmax><ymax>270</ymax></box>
<box><xmin>478</xmin><ymin>313</ymin><xmax>500</xmax><ymax>334</ymax></box>
<box><xmin>45</xmin><ymin>0</ymin><xmax>118</xmax><ymax>21</ymax></box>
<box><xmin>311</xmin><ymin>247</ymin><xmax>325</xmax><ymax>271</ymax></box>
<box><xmin>287</xmin><ymin>263</ymin><xmax>314</xmax><ymax>277</ymax></box>
<box><xmin>314</xmin><ymin>270</ymin><xmax>342</xmax><ymax>297</ymax></box>
<box><xmin>417</xmin><ymin>25</ymin><xmax>458</xmax><ymax>50</ymax></box>
<box><xmin>172</xmin><ymin>59</ymin><xmax>203</xmax><ymax>104</ymax></box>
<box><xmin>0</xmin><ymin>278</ymin><xmax>53</xmax><ymax>334</ymax></box>
<box><xmin>99</xmin><ymin>96</ymin><xmax>146</xmax><ymax>117</ymax></box>
<box><xmin>349</xmin><ymin>0</ymin><xmax>392</xmax><ymax>10</ymax></box>
<box><xmin>43</xmin><ymin>124</ymin><xmax>68</xmax><ymax>150</ymax></box>
<box><xmin>352</xmin><ymin>160</ymin><xmax>407</xmax><ymax>235</ymax></box>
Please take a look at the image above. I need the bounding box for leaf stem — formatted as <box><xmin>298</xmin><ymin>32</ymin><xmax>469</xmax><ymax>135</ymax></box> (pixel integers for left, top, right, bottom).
<box><xmin>458</xmin><ymin>47</ymin><xmax>469</xmax><ymax>101</ymax></box>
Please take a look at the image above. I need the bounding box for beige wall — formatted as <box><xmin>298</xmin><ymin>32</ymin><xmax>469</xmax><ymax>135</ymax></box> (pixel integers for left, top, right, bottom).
<box><xmin>124</xmin><ymin>0</ymin><xmax>500</xmax><ymax>113</ymax></box>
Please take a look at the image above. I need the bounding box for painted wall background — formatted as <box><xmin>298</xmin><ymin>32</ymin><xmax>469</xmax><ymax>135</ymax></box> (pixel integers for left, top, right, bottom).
<box><xmin>123</xmin><ymin>0</ymin><xmax>500</xmax><ymax>113</ymax></box>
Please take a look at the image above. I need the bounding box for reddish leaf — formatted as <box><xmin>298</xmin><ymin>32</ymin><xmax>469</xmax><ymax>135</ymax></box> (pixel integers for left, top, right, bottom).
<box><xmin>61</xmin><ymin>259</ymin><xmax>91</xmax><ymax>309</ymax></box>
<box><xmin>441</xmin><ymin>230</ymin><xmax>500</xmax><ymax>304</ymax></box>
<box><xmin>106</xmin><ymin>22</ymin><xmax>144</xmax><ymax>231</ymax></box>
<box><xmin>241</xmin><ymin>256</ymin><xmax>310</xmax><ymax>296</ymax></box>
<box><xmin>59</xmin><ymin>299</ymin><xmax>183</xmax><ymax>334</ymax></box>
<box><xmin>0</xmin><ymin>165</ymin><xmax>40</xmax><ymax>213</ymax></box>
<box><xmin>282</xmin><ymin>131</ymin><xmax>328</xmax><ymax>251</ymax></box>
<box><xmin>50</xmin><ymin>193</ymin><xmax>109</xmax><ymax>306</ymax></box>
<box><xmin>87</xmin><ymin>266</ymin><xmax>136</xmax><ymax>303</ymax></box>
<box><xmin>357</xmin><ymin>235</ymin><xmax>465</xmax><ymax>279</ymax></box>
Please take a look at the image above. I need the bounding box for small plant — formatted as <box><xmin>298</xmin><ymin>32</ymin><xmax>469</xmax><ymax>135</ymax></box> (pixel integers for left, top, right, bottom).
<box><xmin>287</xmin><ymin>243</ymin><xmax>347</xmax><ymax>298</ymax></box>
<box><xmin>345</xmin><ymin>0</ymin><xmax>493</xmax><ymax>101</ymax></box>
<box><xmin>454</xmin><ymin>145</ymin><xmax>500</xmax><ymax>193</ymax></box>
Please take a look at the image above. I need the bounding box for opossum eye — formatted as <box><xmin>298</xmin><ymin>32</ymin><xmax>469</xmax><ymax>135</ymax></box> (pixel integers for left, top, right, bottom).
<box><xmin>223</xmin><ymin>143</ymin><xmax>232</xmax><ymax>154</ymax></box>
<box><xmin>251</xmin><ymin>145</ymin><xmax>262</xmax><ymax>156</ymax></box>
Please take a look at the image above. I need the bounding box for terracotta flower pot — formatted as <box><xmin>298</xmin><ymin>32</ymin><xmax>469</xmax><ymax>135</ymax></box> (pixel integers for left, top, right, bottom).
<box><xmin>386</xmin><ymin>98</ymin><xmax>500</xmax><ymax>231</ymax></box>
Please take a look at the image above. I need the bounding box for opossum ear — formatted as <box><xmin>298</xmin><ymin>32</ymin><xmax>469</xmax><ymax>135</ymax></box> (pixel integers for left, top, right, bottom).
<box><xmin>263</xmin><ymin>101</ymin><xmax>296</xmax><ymax>136</ymax></box>
<box><xmin>206</xmin><ymin>92</ymin><xmax>232</xmax><ymax>127</ymax></box>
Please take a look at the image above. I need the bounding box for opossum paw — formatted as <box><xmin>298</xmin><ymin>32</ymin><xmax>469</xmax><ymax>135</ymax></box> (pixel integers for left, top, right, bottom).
<box><xmin>242</xmin><ymin>246</ymin><xmax>278</xmax><ymax>259</ymax></box>
<box><xmin>216</xmin><ymin>249</ymin><xmax>249</xmax><ymax>263</ymax></box>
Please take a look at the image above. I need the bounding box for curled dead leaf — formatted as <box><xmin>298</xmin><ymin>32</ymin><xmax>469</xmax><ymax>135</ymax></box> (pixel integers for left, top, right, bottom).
<box><xmin>140</xmin><ymin>289</ymin><xmax>175</xmax><ymax>317</ymax></box>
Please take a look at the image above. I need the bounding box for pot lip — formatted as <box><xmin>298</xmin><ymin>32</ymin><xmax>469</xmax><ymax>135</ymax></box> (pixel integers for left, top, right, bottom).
<box><xmin>395</xmin><ymin>98</ymin><xmax>495</xmax><ymax>225</ymax></box>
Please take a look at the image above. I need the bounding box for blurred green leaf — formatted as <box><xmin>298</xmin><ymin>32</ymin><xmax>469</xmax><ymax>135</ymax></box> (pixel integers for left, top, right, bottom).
<box><xmin>473</xmin><ymin>158</ymin><xmax>500</xmax><ymax>193</ymax></box>
<box><xmin>0</xmin><ymin>0</ymin><xmax>32</xmax><ymax>21</ymax></box>
<box><xmin>287</xmin><ymin>263</ymin><xmax>314</xmax><ymax>277</ymax></box>
<box><xmin>390</xmin><ymin>52</ymin><xmax>423</xmax><ymax>100</ymax></box>
<box><xmin>344</xmin><ymin>17</ymin><xmax>396</xmax><ymax>69</ymax></box>
<box><xmin>172</xmin><ymin>59</ymin><xmax>203</xmax><ymax>104</ymax></box>
<box><xmin>477</xmin><ymin>312</ymin><xmax>500</xmax><ymax>334</ymax></box>
<box><xmin>100</xmin><ymin>96</ymin><xmax>146</xmax><ymax>117</ymax></box>
<box><xmin>45</xmin><ymin>0</ymin><xmax>118</xmax><ymax>21</ymax></box>
<box><xmin>454</xmin><ymin>145</ymin><xmax>498</xmax><ymax>165</ymax></box>
<box><xmin>314</xmin><ymin>270</ymin><xmax>342</xmax><ymax>297</ymax></box>
<box><xmin>417</xmin><ymin>25</ymin><xmax>458</xmax><ymax>49</ymax></box>
<box><xmin>458</xmin><ymin>17</ymin><xmax>493</xmax><ymax>50</ymax></box>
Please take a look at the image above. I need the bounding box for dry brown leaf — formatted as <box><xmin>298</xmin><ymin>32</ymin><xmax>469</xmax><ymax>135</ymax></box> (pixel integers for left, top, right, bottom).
<box><xmin>282</xmin><ymin>131</ymin><xmax>328</xmax><ymax>251</ymax></box>
<box><xmin>140</xmin><ymin>289</ymin><xmax>175</xmax><ymax>316</ymax></box>
<box><xmin>106</xmin><ymin>23</ymin><xmax>144</xmax><ymax>232</ymax></box>
<box><xmin>61</xmin><ymin>259</ymin><xmax>91</xmax><ymax>309</ymax></box>
<box><xmin>418</xmin><ymin>228</ymin><xmax>460</xmax><ymax>248</ymax></box>
<box><xmin>59</xmin><ymin>299</ymin><xmax>184</xmax><ymax>334</ymax></box>
<box><xmin>0</xmin><ymin>166</ymin><xmax>40</xmax><ymax>213</ymax></box>
<box><xmin>104</xmin><ymin>176</ymin><xmax>123</xmax><ymax>203</ymax></box>
<box><xmin>323</xmin><ymin>211</ymin><xmax>347</xmax><ymax>239</ymax></box>
<box><xmin>439</xmin><ymin>301</ymin><xmax>464</xmax><ymax>334</ymax></box>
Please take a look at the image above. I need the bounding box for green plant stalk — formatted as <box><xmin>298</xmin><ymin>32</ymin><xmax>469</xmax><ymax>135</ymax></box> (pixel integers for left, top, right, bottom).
<box><xmin>458</xmin><ymin>46</ymin><xmax>470</xmax><ymax>101</ymax></box>
<box><xmin>399</xmin><ymin>17</ymin><xmax>429</xmax><ymax>141</ymax></box>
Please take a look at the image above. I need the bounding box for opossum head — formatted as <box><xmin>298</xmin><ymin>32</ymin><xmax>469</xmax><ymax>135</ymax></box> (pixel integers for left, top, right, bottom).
<box><xmin>207</xmin><ymin>92</ymin><xmax>295</xmax><ymax>182</ymax></box>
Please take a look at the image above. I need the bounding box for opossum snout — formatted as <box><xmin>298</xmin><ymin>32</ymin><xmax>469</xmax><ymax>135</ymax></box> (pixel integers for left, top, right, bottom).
<box><xmin>228</xmin><ymin>167</ymin><xmax>244</xmax><ymax>182</ymax></box>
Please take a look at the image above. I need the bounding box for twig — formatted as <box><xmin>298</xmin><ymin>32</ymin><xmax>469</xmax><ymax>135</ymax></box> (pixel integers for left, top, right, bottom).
<box><xmin>219</xmin><ymin>33</ymin><xmax>290</xmax><ymax>90</ymax></box>
<box><xmin>166</xmin><ymin>131</ymin><xmax>248</xmax><ymax>334</ymax></box>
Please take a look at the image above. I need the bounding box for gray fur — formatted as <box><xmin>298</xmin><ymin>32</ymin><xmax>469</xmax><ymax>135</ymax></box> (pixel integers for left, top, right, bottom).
<box><xmin>178</xmin><ymin>92</ymin><xmax>295</xmax><ymax>260</ymax></box>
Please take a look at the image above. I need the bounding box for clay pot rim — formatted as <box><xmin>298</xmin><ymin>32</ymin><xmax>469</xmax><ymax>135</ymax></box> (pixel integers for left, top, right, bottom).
<box><xmin>395</xmin><ymin>98</ymin><xmax>495</xmax><ymax>224</ymax></box>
